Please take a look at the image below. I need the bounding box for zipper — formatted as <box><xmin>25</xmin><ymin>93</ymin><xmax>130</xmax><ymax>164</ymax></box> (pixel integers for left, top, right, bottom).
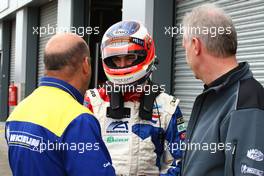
<box><xmin>231</xmin><ymin>140</ymin><xmax>237</xmax><ymax>176</ymax></box>
<box><xmin>181</xmin><ymin>94</ymin><xmax>207</xmax><ymax>175</ymax></box>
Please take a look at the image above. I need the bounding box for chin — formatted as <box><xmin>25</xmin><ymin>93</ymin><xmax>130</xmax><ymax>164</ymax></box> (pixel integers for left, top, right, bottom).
<box><xmin>194</xmin><ymin>73</ymin><xmax>202</xmax><ymax>80</ymax></box>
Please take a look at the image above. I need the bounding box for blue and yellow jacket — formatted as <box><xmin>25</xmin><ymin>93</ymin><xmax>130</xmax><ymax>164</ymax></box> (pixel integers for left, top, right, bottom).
<box><xmin>5</xmin><ymin>77</ymin><xmax>115</xmax><ymax>176</ymax></box>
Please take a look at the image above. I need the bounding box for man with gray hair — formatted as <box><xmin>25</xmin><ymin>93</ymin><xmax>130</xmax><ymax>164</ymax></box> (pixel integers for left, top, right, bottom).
<box><xmin>181</xmin><ymin>3</ymin><xmax>264</xmax><ymax>176</ymax></box>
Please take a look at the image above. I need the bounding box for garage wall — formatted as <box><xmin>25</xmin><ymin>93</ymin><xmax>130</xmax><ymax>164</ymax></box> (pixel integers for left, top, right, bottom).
<box><xmin>38</xmin><ymin>0</ymin><xmax>58</xmax><ymax>81</ymax></box>
<box><xmin>9</xmin><ymin>20</ymin><xmax>16</xmax><ymax>85</ymax></box>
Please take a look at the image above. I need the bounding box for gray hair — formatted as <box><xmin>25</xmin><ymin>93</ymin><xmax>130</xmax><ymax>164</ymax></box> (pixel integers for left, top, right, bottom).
<box><xmin>182</xmin><ymin>3</ymin><xmax>237</xmax><ymax>57</ymax></box>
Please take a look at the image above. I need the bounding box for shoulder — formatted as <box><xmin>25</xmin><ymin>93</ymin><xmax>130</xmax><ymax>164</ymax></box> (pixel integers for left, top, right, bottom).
<box><xmin>85</xmin><ymin>88</ymin><xmax>109</xmax><ymax>103</ymax></box>
<box><xmin>237</xmin><ymin>78</ymin><xmax>264</xmax><ymax>110</ymax></box>
<box><xmin>52</xmin><ymin>98</ymin><xmax>95</xmax><ymax>137</ymax></box>
<box><xmin>156</xmin><ymin>92</ymin><xmax>181</xmax><ymax>115</ymax></box>
<box><xmin>62</xmin><ymin>112</ymin><xmax>101</xmax><ymax>136</ymax></box>
<box><xmin>8</xmin><ymin>86</ymin><xmax>94</xmax><ymax>137</ymax></box>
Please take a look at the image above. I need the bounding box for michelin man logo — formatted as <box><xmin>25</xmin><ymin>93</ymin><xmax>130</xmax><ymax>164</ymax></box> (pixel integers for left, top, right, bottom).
<box><xmin>247</xmin><ymin>149</ymin><xmax>264</xmax><ymax>162</ymax></box>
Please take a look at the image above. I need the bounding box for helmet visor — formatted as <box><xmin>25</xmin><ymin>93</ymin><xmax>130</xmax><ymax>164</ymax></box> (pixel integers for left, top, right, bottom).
<box><xmin>104</xmin><ymin>52</ymin><xmax>146</xmax><ymax>69</ymax></box>
<box><xmin>101</xmin><ymin>36</ymin><xmax>146</xmax><ymax>59</ymax></box>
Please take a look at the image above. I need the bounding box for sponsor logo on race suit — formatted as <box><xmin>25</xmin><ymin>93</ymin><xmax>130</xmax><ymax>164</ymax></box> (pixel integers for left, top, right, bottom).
<box><xmin>106</xmin><ymin>136</ymin><xmax>129</xmax><ymax>144</ymax></box>
<box><xmin>106</xmin><ymin>121</ymin><xmax>129</xmax><ymax>134</ymax></box>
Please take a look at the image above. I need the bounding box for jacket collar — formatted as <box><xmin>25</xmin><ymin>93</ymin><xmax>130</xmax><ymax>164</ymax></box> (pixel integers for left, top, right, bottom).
<box><xmin>39</xmin><ymin>77</ymin><xmax>84</xmax><ymax>104</ymax></box>
<box><xmin>203</xmin><ymin>62</ymin><xmax>253</xmax><ymax>93</ymax></box>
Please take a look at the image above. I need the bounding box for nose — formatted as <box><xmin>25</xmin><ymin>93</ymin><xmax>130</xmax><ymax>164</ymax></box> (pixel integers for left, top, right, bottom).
<box><xmin>119</xmin><ymin>58</ymin><xmax>127</xmax><ymax>67</ymax></box>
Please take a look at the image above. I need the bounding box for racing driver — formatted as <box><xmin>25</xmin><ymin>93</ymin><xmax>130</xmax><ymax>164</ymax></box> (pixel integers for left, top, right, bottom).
<box><xmin>84</xmin><ymin>21</ymin><xmax>186</xmax><ymax>176</ymax></box>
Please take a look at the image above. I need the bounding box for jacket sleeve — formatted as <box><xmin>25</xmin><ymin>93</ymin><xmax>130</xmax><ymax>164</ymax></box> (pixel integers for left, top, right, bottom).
<box><xmin>61</xmin><ymin>113</ymin><xmax>116</xmax><ymax>176</ymax></box>
<box><xmin>223</xmin><ymin>108</ymin><xmax>264</xmax><ymax>176</ymax></box>
<box><xmin>160</xmin><ymin>106</ymin><xmax>186</xmax><ymax>176</ymax></box>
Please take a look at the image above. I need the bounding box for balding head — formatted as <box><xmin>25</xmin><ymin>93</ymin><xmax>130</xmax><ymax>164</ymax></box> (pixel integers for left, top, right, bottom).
<box><xmin>44</xmin><ymin>33</ymin><xmax>90</xmax><ymax>72</ymax></box>
<box><xmin>44</xmin><ymin>33</ymin><xmax>92</xmax><ymax>95</ymax></box>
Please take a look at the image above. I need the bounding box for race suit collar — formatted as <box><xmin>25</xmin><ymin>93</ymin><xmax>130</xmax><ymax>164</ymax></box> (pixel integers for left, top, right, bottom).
<box><xmin>97</xmin><ymin>87</ymin><xmax>143</xmax><ymax>102</ymax></box>
<box><xmin>39</xmin><ymin>76</ymin><xmax>84</xmax><ymax>104</ymax></box>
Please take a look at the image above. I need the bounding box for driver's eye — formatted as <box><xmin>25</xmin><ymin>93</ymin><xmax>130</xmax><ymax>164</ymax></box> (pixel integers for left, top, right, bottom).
<box><xmin>111</xmin><ymin>55</ymin><xmax>138</xmax><ymax>67</ymax></box>
<box><xmin>112</xmin><ymin>57</ymin><xmax>121</xmax><ymax>63</ymax></box>
<box><xmin>126</xmin><ymin>55</ymin><xmax>138</xmax><ymax>62</ymax></box>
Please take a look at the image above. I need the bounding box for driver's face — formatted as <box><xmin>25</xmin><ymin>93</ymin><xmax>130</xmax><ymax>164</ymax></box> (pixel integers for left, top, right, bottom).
<box><xmin>112</xmin><ymin>54</ymin><xmax>138</xmax><ymax>67</ymax></box>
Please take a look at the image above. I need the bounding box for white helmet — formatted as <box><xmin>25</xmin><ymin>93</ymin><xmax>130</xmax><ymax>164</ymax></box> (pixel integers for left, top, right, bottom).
<box><xmin>101</xmin><ymin>20</ymin><xmax>156</xmax><ymax>85</ymax></box>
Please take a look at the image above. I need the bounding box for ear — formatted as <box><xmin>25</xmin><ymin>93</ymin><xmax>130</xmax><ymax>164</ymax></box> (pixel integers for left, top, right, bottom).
<box><xmin>82</xmin><ymin>56</ymin><xmax>90</xmax><ymax>74</ymax></box>
<box><xmin>191</xmin><ymin>37</ymin><xmax>201</xmax><ymax>56</ymax></box>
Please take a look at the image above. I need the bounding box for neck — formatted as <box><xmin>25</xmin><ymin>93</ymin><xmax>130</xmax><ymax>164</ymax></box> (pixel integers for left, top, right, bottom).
<box><xmin>201</xmin><ymin>56</ymin><xmax>238</xmax><ymax>85</ymax></box>
<box><xmin>45</xmin><ymin>70</ymin><xmax>85</xmax><ymax>96</ymax></box>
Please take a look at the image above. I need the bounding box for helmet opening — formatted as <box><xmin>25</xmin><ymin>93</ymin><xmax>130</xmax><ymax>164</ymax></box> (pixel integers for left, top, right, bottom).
<box><xmin>104</xmin><ymin>50</ymin><xmax>146</xmax><ymax>69</ymax></box>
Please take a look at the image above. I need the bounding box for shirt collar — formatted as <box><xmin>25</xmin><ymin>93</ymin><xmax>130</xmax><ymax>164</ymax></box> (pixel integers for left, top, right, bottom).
<box><xmin>39</xmin><ymin>77</ymin><xmax>84</xmax><ymax>104</ymax></box>
<box><xmin>203</xmin><ymin>62</ymin><xmax>252</xmax><ymax>92</ymax></box>
<box><xmin>204</xmin><ymin>63</ymin><xmax>242</xmax><ymax>90</ymax></box>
